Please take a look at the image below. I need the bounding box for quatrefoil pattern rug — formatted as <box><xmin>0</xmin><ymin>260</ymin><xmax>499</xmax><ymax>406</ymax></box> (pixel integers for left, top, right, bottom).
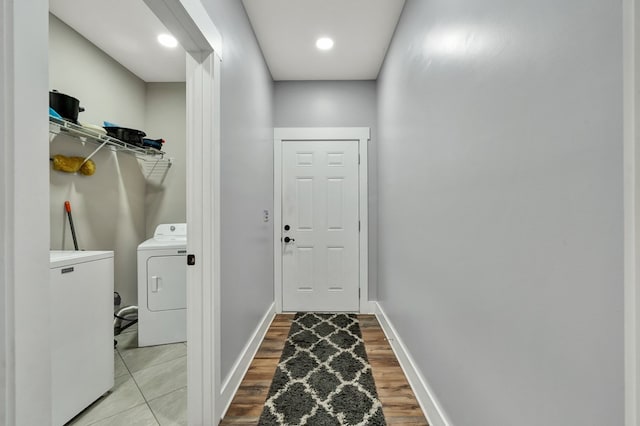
<box><xmin>258</xmin><ymin>313</ymin><xmax>386</xmax><ymax>425</ymax></box>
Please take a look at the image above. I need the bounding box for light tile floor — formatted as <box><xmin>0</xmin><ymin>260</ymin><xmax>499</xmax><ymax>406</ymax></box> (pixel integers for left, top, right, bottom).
<box><xmin>67</xmin><ymin>324</ymin><xmax>187</xmax><ymax>426</ymax></box>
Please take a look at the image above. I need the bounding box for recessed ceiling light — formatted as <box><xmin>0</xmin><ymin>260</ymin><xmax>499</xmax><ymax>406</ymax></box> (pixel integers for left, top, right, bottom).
<box><xmin>157</xmin><ymin>34</ymin><xmax>178</xmax><ymax>48</ymax></box>
<box><xmin>316</xmin><ymin>37</ymin><xmax>334</xmax><ymax>50</ymax></box>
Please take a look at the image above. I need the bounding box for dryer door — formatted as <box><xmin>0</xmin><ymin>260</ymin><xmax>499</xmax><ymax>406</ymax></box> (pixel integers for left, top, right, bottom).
<box><xmin>147</xmin><ymin>255</ymin><xmax>186</xmax><ymax>311</ymax></box>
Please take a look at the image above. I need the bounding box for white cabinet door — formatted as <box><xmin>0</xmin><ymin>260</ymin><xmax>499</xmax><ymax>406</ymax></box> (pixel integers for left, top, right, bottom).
<box><xmin>281</xmin><ymin>140</ymin><xmax>360</xmax><ymax>312</ymax></box>
<box><xmin>147</xmin><ymin>255</ymin><xmax>187</xmax><ymax>311</ymax></box>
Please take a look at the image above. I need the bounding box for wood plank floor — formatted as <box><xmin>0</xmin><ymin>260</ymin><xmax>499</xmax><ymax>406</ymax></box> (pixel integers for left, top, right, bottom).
<box><xmin>220</xmin><ymin>314</ymin><xmax>428</xmax><ymax>425</ymax></box>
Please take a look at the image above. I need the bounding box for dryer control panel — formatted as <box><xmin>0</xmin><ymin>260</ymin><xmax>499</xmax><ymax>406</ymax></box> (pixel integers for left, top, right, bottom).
<box><xmin>153</xmin><ymin>223</ymin><xmax>187</xmax><ymax>240</ymax></box>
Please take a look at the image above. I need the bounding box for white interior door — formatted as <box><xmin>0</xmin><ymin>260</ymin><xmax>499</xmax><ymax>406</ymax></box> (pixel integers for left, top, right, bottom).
<box><xmin>281</xmin><ymin>140</ymin><xmax>360</xmax><ymax>312</ymax></box>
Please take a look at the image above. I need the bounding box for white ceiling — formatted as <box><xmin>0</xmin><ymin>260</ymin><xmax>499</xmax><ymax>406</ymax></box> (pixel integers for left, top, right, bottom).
<box><xmin>242</xmin><ymin>0</ymin><xmax>406</xmax><ymax>81</ymax></box>
<box><xmin>49</xmin><ymin>0</ymin><xmax>186</xmax><ymax>82</ymax></box>
<box><xmin>49</xmin><ymin>0</ymin><xmax>406</xmax><ymax>83</ymax></box>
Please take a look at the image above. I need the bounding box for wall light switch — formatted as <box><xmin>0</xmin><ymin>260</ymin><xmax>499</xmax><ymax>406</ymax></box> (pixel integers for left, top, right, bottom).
<box><xmin>263</xmin><ymin>209</ymin><xmax>270</xmax><ymax>222</ymax></box>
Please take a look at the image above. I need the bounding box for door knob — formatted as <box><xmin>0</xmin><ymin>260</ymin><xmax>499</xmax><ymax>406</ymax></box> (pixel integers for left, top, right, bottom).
<box><xmin>284</xmin><ymin>236</ymin><xmax>295</xmax><ymax>243</ymax></box>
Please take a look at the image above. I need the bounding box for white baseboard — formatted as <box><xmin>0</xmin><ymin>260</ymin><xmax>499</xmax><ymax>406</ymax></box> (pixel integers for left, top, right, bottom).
<box><xmin>374</xmin><ymin>302</ymin><xmax>453</xmax><ymax>426</ymax></box>
<box><xmin>362</xmin><ymin>300</ymin><xmax>377</xmax><ymax>314</ymax></box>
<box><xmin>219</xmin><ymin>302</ymin><xmax>276</xmax><ymax>419</ymax></box>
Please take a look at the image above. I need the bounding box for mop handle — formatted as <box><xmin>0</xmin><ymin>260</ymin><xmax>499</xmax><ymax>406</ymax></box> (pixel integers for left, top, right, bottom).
<box><xmin>65</xmin><ymin>201</ymin><xmax>79</xmax><ymax>251</ymax></box>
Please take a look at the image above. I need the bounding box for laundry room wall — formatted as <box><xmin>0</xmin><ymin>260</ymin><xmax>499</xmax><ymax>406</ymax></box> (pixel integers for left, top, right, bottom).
<box><xmin>201</xmin><ymin>0</ymin><xmax>275</xmax><ymax>383</ymax></box>
<box><xmin>274</xmin><ymin>80</ymin><xmax>378</xmax><ymax>299</ymax></box>
<box><xmin>376</xmin><ymin>1</ymin><xmax>623</xmax><ymax>425</ymax></box>
<box><xmin>49</xmin><ymin>13</ymin><xmax>147</xmax><ymax>306</ymax></box>
<box><xmin>49</xmin><ymin>14</ymin><xmax>146</xmax><ymax>128</ymax></box>
<box><xmin>143</xmin><ymin>82</ymin><xmax>186</xmax><ymax>237</ymax></box>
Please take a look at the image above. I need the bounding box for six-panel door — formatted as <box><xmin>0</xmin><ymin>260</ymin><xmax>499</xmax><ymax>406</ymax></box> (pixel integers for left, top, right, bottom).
<box><xmin>282</xmin><ymin>140</ymin><xmax>360</xmax><ymax>312</ymax></box>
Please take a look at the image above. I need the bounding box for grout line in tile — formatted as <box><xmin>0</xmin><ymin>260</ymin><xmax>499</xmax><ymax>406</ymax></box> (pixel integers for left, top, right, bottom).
<box><xmin>126</xmin><ymin>364</ymin><xmax>159</xmax><ymax>424</ymax></box>
<box><xmin>82</xmin><ymin>333</ymin><xmax>186</xmax><ymax>426</ymax></box>
<box><xmin>115</xmin><ymin>336</ymin><xmax>161</xmax><ymax>425</ymax></box>
<box><xmin>147</xmin><ymin>401</ymin><xmax>162</xmax><ymax>425</ymax></box>
<box><xmin>140</xmin><ymin>384</ymin><xmax>188</xmax><ymax>409</ymax></box>
<box><xmin>114</xmin><ymin>350</ymin><xmax>128</xmax><ymax>378</ymax></box>
<box><xmin>76</xmin><ymin>354</ymin><xmax>138</xmax><ymax>425</ymax></box>
<box><xmin>128</xmin><ymin>353</ymin><xmax>188</xmax><ymax>378</ymax></box>
<box><xmin>147</xmin><ymin>385</ymin><xmax>188</xmax><ymax>404</ymax></box>
<box><xmin>81</xmin><ymin>402</ymin><xmax>150</xmax><ymax>426</ymax></box>
<box><xmin>146</xmin><ymin>386</ymin><xmax>189</xmax><ymax>426</ymax></box>
<box><xmin>126</xmin><ymin>353</ymin><xmax>188</xmax><ymax>424</ymax></box>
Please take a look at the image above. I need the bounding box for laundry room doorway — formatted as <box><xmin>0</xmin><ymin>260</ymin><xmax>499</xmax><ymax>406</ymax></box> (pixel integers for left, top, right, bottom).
<box><xmin>143</xmin><ymin>1</ymin><xmax>222</xmax><ymax>424</ymax></box>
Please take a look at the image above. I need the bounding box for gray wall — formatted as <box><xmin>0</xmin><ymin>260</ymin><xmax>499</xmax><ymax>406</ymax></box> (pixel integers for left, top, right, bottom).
<box><xmin>144</xmin><ymin>82</ymin><xmax>186</xmax><ymax>237</ymax></box>
<box><xmin>201</xmin><ymin>0</ymin><xmax>275</xmax><ymax>381</ymax></box>
<box><xmin>49</xmin><ymin>14</ymin><xmax>147</xmax><ymax>306</ymax></box>
<box><xmin>274</xmin><ymin>81</ymin><xmax>378</xmax><ymax>299</ymax></box>
<box><xmin>49</xmin><ymin>15</ymin><xmax>146</xmax><ymax>129</ymax></box>
<box><xmin>376</xmin><ymin>1</ymin><xmax>623</xmax><ymax>425</ymax></box>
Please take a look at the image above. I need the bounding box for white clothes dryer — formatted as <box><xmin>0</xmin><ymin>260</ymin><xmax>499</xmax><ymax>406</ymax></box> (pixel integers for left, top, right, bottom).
<box><xmin>137</xmin><ymin>223</ymin><xmax>187</xmax><ymax>347</ymax></box>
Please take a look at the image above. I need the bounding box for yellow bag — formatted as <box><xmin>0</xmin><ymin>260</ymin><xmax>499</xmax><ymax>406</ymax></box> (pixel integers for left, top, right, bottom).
<box><xmin>51</xmin><ymin>154</ymin><xmax>96</xmax><ymax>176</ymax></box>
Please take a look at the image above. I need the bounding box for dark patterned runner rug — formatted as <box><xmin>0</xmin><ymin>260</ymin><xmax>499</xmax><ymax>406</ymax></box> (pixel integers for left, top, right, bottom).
<box><xmin>258</xmin><ymin>313</ymin><xmax>386</xmax><ymax>425</ymax></box>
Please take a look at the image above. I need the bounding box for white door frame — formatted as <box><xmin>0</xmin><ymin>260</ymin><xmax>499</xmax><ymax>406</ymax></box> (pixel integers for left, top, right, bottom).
<box><xmin>143</xmin><ymin>1</ymin><xmax>223</xmax><ymax>423</ymax></box>
<box><xmin>1</xmin><ymin>0</ymin><xmax>51</xmax><ymax>424</ymax></box>
<box><xmin>624</xmin><ymin>0</ymin><xmax>640</xmax><ymax>425</ymax></box>
<box><xmin>274</xmin><ymin>127</ymin><xmax>373</xmax><ymax>314</ymax></box>
<box><xmin>624</xmin><ymin>0</ymin><xmax>640</xmax><ymax>424</ymax></box>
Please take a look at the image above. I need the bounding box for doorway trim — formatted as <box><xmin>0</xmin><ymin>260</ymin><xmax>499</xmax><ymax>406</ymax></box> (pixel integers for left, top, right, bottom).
<box><xmin>273</xmin><ymin>127</ymin><xmax>372</xmax><ymax>314</ymax></box>
<box><xmin>0</xmin><ymin>0</ymin><xmax>51</xmax><ymax>423</ymax></box>
<box><xmin>143</xmin><ymin>1</ymin><xmax>222</xmax><ymax>424</ymax></box>
<box><xmin>624</xmin><ymin>0</ymin><xmax>640</xmax><ymax>424</ymax></box>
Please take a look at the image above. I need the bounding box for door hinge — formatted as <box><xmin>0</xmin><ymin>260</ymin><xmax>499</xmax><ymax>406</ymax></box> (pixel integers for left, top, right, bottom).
<box><xmin>358</xmin><ymin>154</ymin><xmax>361</xmax><ymax>165</ymax></box>
<box><xmin>358</xmin><ymin>221</ymin><xmax>361</xmax><ymax>232</ymax></box>
<box><xmin>187</xmin><ymin>254</ymin><xmax>196</xmax><ymax>266</ymax></box>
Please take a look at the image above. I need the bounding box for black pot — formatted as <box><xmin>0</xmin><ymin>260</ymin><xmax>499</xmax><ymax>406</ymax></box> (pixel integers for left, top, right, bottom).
<box><xmin>104</xmin><ymin>126</ymin><xmax>147</xmax><ymax>146</ymax></box>
<box><xmin>142</xmin><ymin>138</ymin><xmax>164</xmax><ymax>150</ymax></box>
<box><xmin>49</xmin><ymin>90</ymin><xmax>84</xmax><ymax>123</ymax></box>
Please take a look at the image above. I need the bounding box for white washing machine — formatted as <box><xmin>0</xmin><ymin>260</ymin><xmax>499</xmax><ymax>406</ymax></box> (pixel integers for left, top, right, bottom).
<box><xmin>50</xmin><ymin>250</ymin><xmax>114</xmax><ymax>425</ymax></box>
<box><xmin>137</xmin><ymin>223</ymin><xmax>187</xmax><ymax>347</ymax></box>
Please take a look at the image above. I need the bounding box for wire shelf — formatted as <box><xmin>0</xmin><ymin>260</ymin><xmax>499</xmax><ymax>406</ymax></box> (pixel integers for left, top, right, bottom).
<box><xmin>49</xmin><ymin>117</ymin><xmax>172</xmax><ymax>164</ymax></box>
<box><xmin>49</xmin><ymin>117</ymin><xmax>173</xmax><ymax>181</ymax></box>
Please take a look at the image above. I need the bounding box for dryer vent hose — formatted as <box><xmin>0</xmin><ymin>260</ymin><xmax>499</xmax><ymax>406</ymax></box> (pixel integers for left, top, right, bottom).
<box><xmin>114</xmin><ymin>305</ymin><xmax>138</xmax><ymax>336</ymax></box>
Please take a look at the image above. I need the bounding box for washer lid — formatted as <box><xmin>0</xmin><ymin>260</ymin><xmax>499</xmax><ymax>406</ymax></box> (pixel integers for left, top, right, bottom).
<box><xmin>50</xmin><ymin>250</ymin><xmax>113</xmax><ymax>269</ymax></box>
